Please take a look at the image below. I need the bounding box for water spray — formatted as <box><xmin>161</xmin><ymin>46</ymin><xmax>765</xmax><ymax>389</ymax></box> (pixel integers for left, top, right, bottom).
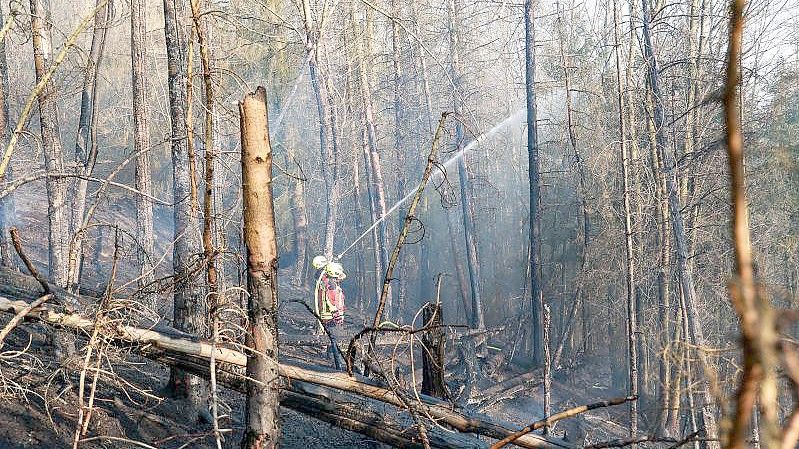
<box><xmin>335</xmin><ymin>107</ymin><xmax>526</xmax><ymax>260</ymax></box>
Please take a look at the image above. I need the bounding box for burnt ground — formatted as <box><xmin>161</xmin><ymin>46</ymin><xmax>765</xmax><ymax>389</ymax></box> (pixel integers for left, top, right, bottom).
<box><xmin>0</xmin><ymin>304</ymin><xmax>631</xmax><ymax>449</ymax></box>
<box><xmin>0</xmin><ymin>321</ymin><xmax>377</xmax><ymax>449</ymax></box>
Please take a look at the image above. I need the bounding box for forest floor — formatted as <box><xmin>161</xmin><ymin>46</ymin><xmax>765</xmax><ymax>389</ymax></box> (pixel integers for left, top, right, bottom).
<box><xmin>0</xmin><ymin>300</ymin><xmax>632</xmax><ymax>449</ymax></box>
<box><xmin>0</xmin><ymin>197</ymin><xmax>633</xmax><ymax>448</ymax></box>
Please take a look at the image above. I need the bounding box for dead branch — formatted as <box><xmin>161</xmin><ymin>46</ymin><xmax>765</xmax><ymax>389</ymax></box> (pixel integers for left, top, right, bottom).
<box><xmin>10</xmin><ymin>227</ymin><xmax>50</xmax><ymax>293</ymax></box>
<box><xmin>0</xmin><ymin>294</ymin><xmax>51</xmax><ymax>345</ymax></box>
<box><xmin>581</xmin><ymin>430</ymin><xmax>705</xmax><ymax>449</ymax></box>
<box><xmin>489</xmin><ymin>396</ymin><xmax>635</xmax><ymax>449</ymax></box>
<box><xmin>371</xmin><ymin>112</ymin><xmax>450</xmax><ymax>327</ymax></box>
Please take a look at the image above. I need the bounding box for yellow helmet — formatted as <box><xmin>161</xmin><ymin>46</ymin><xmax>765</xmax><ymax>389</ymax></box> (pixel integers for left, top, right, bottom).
<box><xmin>312</xmin><ymin>255</ymin><xmax>328</xmax><ymax>270</ymax></box>
<box><xmin>325</xmin><ymin>262</ymin><xmax>346</xmax><ymax>280</ymax></box>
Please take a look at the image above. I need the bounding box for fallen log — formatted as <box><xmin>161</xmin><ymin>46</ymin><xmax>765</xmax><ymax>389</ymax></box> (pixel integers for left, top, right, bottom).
<box><xmin>476</xmin><ymin>369</ymin><xmax>543</xmax><ymax>404</ymax></box>
<box><xmin>0</xmin><ymin>288</ymin><xmax>570</xmax><ymax>449</ymax></box>
<box><xmin>147</xmin><ymin>345</ymin><xmax>487</xmax><ymax>449</ymax></box>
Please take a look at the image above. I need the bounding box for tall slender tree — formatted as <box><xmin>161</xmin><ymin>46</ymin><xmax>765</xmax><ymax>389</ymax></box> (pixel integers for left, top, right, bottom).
<box><xmin>301</xmin><ymin>0</ymin><xmax>340</xmax><ymax>260</ymax></box>
<box><xmin>447</xmin><ymin>0</ymin><xmax>485</xmax><ymax>331</ymax></box>
<box><xmin>613</xmin><ymin>0</ymin><xmax>638</xmax><ymax>440</ymax></box>
<box><xmin>29</xmin><ymin>0</ymin><xmax>70</xmax><ymax>289</ymax></box>
<box><xmin>524</xmin><ymin>0</ymin><xmax>543</xmax><ymax>365</ymax></box>
<box><xmin>67</xmin><ymin>0</ymin><xmax>110</xmax><ymax>292</ymax></box>
<box><xmin>163</xmin><ymin>0</ymin><xmax>207</xmax><ymax>414</ymax></box>
<box><xmin>640</xmin><ymin>0</ymin><xmax>719</xmax><ymax>443</ymax></box>
<box><xmin>131</xmin><ymin>0</ymin><xmax>154</xmax><ymax>300</ymax></box>
<box><xmin>0</xmin><ymin>2</ymin><xmax>15</xmax><ymax>268</ymax></box>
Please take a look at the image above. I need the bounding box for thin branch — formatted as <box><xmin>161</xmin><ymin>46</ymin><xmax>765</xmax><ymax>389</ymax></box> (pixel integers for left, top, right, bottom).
<box><xmin>489</xmin><ymin>396</ymin><xmax>636</xmax><ymax>449</ymax></box>
<box><xmin>9</xmin><ymin>227</ymin><xmax>50</xmax><ymax>293</ymax></box>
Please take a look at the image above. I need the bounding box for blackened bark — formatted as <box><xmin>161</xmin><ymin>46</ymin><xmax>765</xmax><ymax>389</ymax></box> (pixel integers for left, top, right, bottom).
<box><xmin>163</xmin><ymin>0</ymin><xmax>207</xmax><ymax>410</ymax></box>
<box><xmin>131</xmin><ymin>0</ymin><xmax>154</xmax><ymax>300</ymax></box>
<box><xmin>524</xmin><ymin>0</ymin><xmax>543</xmax><ymax>365</ymax></box>
<box><xmin>421</xmin><ymin>302</ymin><xmax>447</xmax><ymax>399</ymax></box>
<box><xmin>240</xmin><ymin>87</ymin><xmax>280</xmax><ymax>449</ymax></box>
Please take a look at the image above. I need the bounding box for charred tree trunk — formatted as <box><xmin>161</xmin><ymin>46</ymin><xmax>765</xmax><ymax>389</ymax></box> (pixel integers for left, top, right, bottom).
<box><xmin>240</xmin><ymin>87</ymin><xmax>281</xmax><ymax>449</ymax></box>
<box><xmin>447</xmin><ymin>0</ymin><xmax>485</xmax><ymax>332</ymax></box>
<box><xmin>524</xmin><ymin>0</ymin><xmax>543</xmax><ymax>365</ymax></box>
<box><xmin>163</xmin><ymin>0</ymin><xmax>207</xmax><ymax>411</ymax></box>
<box><xmin>290</xmin><ymin>149</ymin><xmax>309</xmax><ymax>287</ymax></box>
<box><xmin>421</xmin><ymin>302</ymin><xmax>447</xmax><ymax>399</ymax></box>
<box><xmin>301</xmin><ymin>0</ymin><xmax>339</xmax><ymax>260</ymax></box>
<box><xmin>131</xmin><ymin>0</ymin><xmax>154</xmax><ymax>301</ymax></box>
<box><xmin>28</xmin><ymin>0</ymin><xmax>74</xmax><ymax>360</ymax></box>
<box><xmin>67</xmin><ymin>0</ymin><xmax>110</xmax><ymax>292</ymax></box>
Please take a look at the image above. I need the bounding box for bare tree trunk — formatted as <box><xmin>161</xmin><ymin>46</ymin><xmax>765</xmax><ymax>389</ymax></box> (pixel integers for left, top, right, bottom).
<box><xmin>290</xmin><ymin>150</ymin><xmax>309</xmax><ymax>287</ymax></box>
<box><xmin>131</xmin><ymin>0</ymin><xmax>154</xmax><ymax>301</ymax></box>
<box><xmin>447</xmin><ymin>0</ymin><xmax>485</xmax><ymax>332</ymax></box>
<box><xmin>240</xmin><ymin>87</ymin><xmax>280</xmax><ymax>449</ymax></box>
<box><xmin>640</xmin><ymin>0</ymin><xmax>718</xmax><ymax>443</ymax></box>
<box><xmin>352</xmin><ymin>13</ymin><xmax>391</xmax><ymax>312</ymax></box>
<box><xmin>348</xmin><ymin>152</ymin><xmax>367</xmax><ymax>309</ymax></box>
<box><xmin>542</xmin><ymin>304</ymin><xmax>552</xmax><ymax>432</ymax></box>
<box><xmin>188</xmin><ymin>2</ymin><xmax>224</xmax><ymax>445</ymax></box>
<box><xmin>67</xmin><ymin>0</ymin><xmax>109</xmax><ymax>292</ymax></box>
<box><xmin>301</xmin><ymin>0</ymin><xmax>339</xmax><ymax>260</ymax></box>
<box><xmin>524</xmin><ymin>0</ymin><xmax>543</xmax><ymax>365</ymax></box>
<box><xmin>445</xmin><ymin>207</ymin><xmax>472</xmax><ymax>323</ymax></box>
<box><xmin>390</xmin><ymin>0</ymin><xmax>407</xmax><ymax>318</ymax></box>
<box><xmin>29</xmin><ymin>0</ymin><xmax>69</xmax><ymax>288</ymax></box>
<box><xmin>0</xmin><ymin>2</ymin><xmax>15</xmax><ymax>268</ymax></box>
<box><xmin>552</xmin><ymin>6</ymin><xmax>590</xmax><ymax>368</ymax></box>
<box><xmin>613</xmin><ymin>0</ymin><xmax>638</xmax><ymax>439</ymax></box>
<box><xmin>163</xmin><ymin>0</ymin><xmax>207</xmax><ymax>412</ymax></box>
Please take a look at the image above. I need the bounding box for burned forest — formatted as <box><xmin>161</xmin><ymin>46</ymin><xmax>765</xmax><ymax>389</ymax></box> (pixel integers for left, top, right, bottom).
<box><xmin>0</xmin><ymin>0</ymin><xmax>797</xmax><ymax>448</ymax></box>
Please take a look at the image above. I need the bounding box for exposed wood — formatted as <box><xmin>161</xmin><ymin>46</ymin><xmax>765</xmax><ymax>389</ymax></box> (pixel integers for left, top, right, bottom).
<box><xmin>721</xmin><ymin>0</ymin><xmax>780</xmax><ymax>446</ymax></box>
<box><xmin>147</xmin><ymin>348</ymin><xmax>488</xmax><ymax>449</ymax></box>
<box><xmin>0</xmin><ymin>293</ymin><xmax>50</xmax><ymax>344</ymax></box>
<box><xmin>240</xmin><ymin>87</ymin><xmax>281</xmax><ymax>449</ymax></box>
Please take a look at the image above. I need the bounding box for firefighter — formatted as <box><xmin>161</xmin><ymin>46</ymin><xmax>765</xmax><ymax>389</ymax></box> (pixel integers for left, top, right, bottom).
<box><xmin>312</xmin><ymin>255</ymin><xmax>346</xmax><ymax>370</ymax></box>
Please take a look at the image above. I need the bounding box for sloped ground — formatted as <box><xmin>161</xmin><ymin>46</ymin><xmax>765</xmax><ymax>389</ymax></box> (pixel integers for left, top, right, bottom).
<box><xmin>0</xmin><ymin>323</ymin><xmax>372</xmax><ymax>449</ymax></box>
